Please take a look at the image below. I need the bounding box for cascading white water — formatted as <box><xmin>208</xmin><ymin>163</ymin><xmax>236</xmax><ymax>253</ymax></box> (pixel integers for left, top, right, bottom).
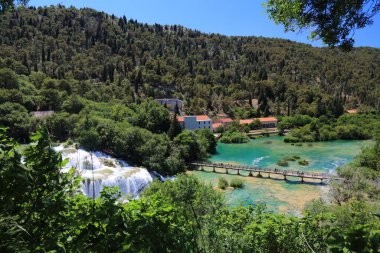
<box><xmin>54</xmin><ymin>146</ymin><xmax>153</xmax><ymax>198</ymax></box>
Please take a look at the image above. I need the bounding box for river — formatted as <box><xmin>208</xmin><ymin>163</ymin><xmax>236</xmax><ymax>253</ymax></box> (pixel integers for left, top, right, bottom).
<box><xmin>189</xmin><ymin>136</ymin><xmax>371</xmax><ymax>214</ymax></box>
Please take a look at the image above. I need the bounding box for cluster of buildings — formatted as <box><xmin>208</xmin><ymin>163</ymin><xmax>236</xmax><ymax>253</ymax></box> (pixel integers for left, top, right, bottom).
<box><xmin>154</xmin><ymin>98</ymin><xmax>278</xmax><ymax>132</ymax></box>
<box><xmin>177</xmin><ymin>115</ymin><xmax>278</xmax><ymax>131</ymax></box>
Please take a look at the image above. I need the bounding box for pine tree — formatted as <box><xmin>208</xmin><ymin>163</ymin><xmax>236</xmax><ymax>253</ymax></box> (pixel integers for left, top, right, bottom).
<box><xmin>168</xmin><ymin>112</ymin><xmax>182</xmax><ymax>140</ymax></box>
<box><xmin>174</xmin><ymin>102</ymin><xmax>180</xmax><ymax>114</ymax></box>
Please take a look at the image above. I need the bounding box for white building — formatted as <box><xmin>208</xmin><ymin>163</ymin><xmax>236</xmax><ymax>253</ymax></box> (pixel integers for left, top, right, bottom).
<box><xmin>177</xmin><ymin>115</ymin><xmax>212</xmax><ymax>130</ymax></box>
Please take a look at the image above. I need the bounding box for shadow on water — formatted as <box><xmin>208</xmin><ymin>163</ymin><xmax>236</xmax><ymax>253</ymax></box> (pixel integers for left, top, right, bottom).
<box><xmin>198</xmin><ymin>169</ymin><xmax>325</xmax><ymax>186</ymax></box>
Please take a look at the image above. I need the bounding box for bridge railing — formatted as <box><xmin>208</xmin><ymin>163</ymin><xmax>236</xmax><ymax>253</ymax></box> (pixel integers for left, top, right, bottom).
<box><xmin>189</xmin><ymin>162</ymin><xmax>338</xmax><ymax>179</ymax></box>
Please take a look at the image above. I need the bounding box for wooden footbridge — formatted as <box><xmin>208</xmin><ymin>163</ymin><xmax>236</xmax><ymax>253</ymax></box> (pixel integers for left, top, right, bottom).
<box><xmin>189</xmin><ymin>162</ymin><xmax>341</xmax><ymax>183</ymax></box>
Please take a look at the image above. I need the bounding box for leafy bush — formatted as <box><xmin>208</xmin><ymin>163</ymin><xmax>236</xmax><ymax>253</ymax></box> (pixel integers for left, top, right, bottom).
<box><xmin>218</xmin><ymin>177</ymin><xmax>229</xmax><ymax>189</ymax></box>
<box><xmin>277</xmin><ymin>160</ymin><xmax>289</xmax><ymax>167</ymax></box>
<box><xmin>336</xmin><ymin>125</ymin><xmax>370</xmax><ymax>140</ymax></box>
<box><xmin>284</xmin><ymin>135</ymin><xmax>299</xmax><ymax>143</ymax></box>
<box><xmin>214</xmin><ymin>125</ymin><xmax>225</xmax><ymax>133</ymax></box>
<box><xmin>278</xmin><ymin>115</ymin><xmax>313</xmax><ymax>130</ymax></box>
<box><xmin>298</xmin><ymin>160</ymin><xmax>309</xmax><ymax>166</ymax></box>
<box><xmin>230</xmin><ymin>178</ymin><xmax>244</xmax><ymax>188</ymax></box>
<box><xmin>284</xmin><ymin>156</ymin><xmax>296</xmax><ymax>161</ymax></box>
<box><xmin>195</xmin><ymin>128</ymin><xmax>217</xmax><ymax>154</ymax></box>
<box><xmin>249</xmin><ymin>119</ymin><xmax>262</xmax><ymax>130</ymax></box>
<box><xmin>220</xmin><ymin>128</ymin><xmax>250</xmax><ymax>144</ymax></box>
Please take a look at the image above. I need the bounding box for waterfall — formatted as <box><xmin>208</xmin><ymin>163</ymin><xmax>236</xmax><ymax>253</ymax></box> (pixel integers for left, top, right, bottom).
<box><xmin>54</xmin><ymin>145</ymin><xmax>153</xmax><ymax>198</ymax></box>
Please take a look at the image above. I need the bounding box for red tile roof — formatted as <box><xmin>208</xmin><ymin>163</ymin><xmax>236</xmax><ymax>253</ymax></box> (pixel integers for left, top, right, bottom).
<box><xmin>212</xmin><ymin>123</ymin><xmax>222</xmax><ymax>129</ymax></box>
<box><xmin>240</xmin><ymin>119</ymin><xmax>253</xmax><ymax>125</ymax></box>
<box><xmin>239</xmin><ymin>117</ymin><xmax>278</xmax><ymax>125</ymax></box>
<box><xmin>258</xmin><ymin>117</ymin><xmax>278</xmax><ymax>123</ymax></box>
<box><xmin>214</xmin><ymin>118</ymin><xmax>233</xmax><ymax>123</ymax></box>
<box><xmin>196</xmin><ymin>115</ymin><xmax>211</xmax><ymax>121</ymax></box>
<box><xmin>177</xmin><ymin>115</ymin><xmax>211</xmax><ymax>122</ymax></box>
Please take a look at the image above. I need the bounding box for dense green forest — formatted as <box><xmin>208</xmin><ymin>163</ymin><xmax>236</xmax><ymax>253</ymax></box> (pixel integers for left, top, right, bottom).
<box><xmin>0</xmin><ymin>5</ymin><xmax>380</xmax><ymax>120</ymax></box>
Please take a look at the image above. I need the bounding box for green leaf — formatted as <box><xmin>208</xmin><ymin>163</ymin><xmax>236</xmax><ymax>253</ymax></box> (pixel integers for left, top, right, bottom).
<box><xmin>61</xmin><ymin>157</ymin><xmax>69</xmax><ymax>167</ymax></box>
<box><xmin>30</xmin><ymin>131</ymin><xmax>42</xmax><ymax>141</ymax></box>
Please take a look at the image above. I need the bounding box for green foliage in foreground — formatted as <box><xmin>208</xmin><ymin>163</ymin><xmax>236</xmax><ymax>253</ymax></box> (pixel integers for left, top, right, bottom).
<box><xmin>0</xmin><ymin>129</ymin><xmax>380</xmax><ymax>252</ymax></box>
<box><xmin>266</xmin><ymin>0</ymin><xmax>380</xmax><ymax>50</ymax></box>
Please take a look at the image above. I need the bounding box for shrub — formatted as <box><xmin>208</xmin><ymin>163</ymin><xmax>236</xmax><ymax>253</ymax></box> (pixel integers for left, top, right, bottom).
<box><xmin>219</xmin><ymin>129</ymin><xmax>250</xmax><ymax>143</ymax></box>
<box><xmin>284</xmin><ymin>136</ymin><xmax>300</xmax><ymax>143</ymax></box>
<box><xmin>277</xmin><ymin>160</ymin><xmax>289</xmax><ymax>167</ymax></box>
<box><xmin>230</xmin><ymin>178</ymin><xmax>244</xmax><ymax>188</ymax></box>
<box><xmin>335</xmin><ymin>125</ymin><xmax>370</xmax><ymax>140</ymax></box>
<box><xmin>249</xmin><ymin>119</ymin><xmax>262</xmax><ymax>130</ymax></box>
<box><xmin>298</xmin><ymin>160</ymin><xmax>309</xmax><ymax>166</ymax></box>
<box><xmin>283</xmin><ymin>155</ymin><xmax>300</xmax><ymax>161</ymax></box>
<box><xmin>218</xmin><ymin>177</ymin><xmax>229</xmax><ymax>189</ymax></box>
<box><xmin>214</xmin><ymin>125</ymin><xmax>224</xmax><ymax>133</ymax></box>
<box><xmin>278</xmin><ymin>114</ymin><xmax>313</xmax><ymax>130</ymax></box>
<box><xmin>284</xmin><ymin>156</ymin><xmax>296</xmax><ymax>161</ymax></box>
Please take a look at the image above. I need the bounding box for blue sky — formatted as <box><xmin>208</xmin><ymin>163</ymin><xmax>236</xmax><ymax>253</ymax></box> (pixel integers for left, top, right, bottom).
<box><xmin>29</xmin><ymin>0</ymin><xmax>380</xmax><ymax>48</ymax></box>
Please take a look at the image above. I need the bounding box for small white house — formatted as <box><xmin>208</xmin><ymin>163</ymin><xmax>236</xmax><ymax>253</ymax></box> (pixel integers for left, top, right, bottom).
<box><xmin>177</xmin><ymin>115</ymin><xmax>212</xmax><ymax>130</ymax></box>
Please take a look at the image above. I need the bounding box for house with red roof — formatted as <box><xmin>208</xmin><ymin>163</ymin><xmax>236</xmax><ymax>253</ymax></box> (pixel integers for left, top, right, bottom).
<box><xmin>214</xmin><ymin>118</ymin><xmax>233</xmax><ymax>127</ymax></box>
<box><xmin>177</xmin><ymin>115</ymin><xmax>212</xmax><ymax>130</ymax></box>
<box><xmin>239</xmin><ymin>119</ymin><xmax>253</xmax><ymax>125</ymax></box>
<box><xmin>212</xmin><ymin>123</ymin><xmax>223</xmax><ymax>130</ymax></box>
<box><xmin>239</xmin><ymin>117</ymin><xmax>278</xmax><ymax>128</ymax></box>
<box><xmin>258</xmin><ymin>117</ymin><xmax>278</xmax><ymax>128</ymax></box>
<box><xmin>212</xmin><ymin>117</ymin><xmax>233</xmax><ymax>131</ymax></box>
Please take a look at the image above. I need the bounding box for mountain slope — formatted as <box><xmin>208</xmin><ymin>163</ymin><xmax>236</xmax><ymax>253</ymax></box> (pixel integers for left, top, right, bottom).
<box><xmin>0</xmin><ymin>5</ymin><xmax>379</xmax><ymax>116</ymax></box>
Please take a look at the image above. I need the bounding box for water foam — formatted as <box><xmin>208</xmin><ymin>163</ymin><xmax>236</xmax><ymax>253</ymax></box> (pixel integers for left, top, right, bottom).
<box><xmin>252</xmin><ymin>156</ymin><xmax>269</xmax><ymax>166</ymax></box>
<box><xmin>55</xmin><ymin>146</ymin><xmax>153</xmax><ymax>198</ymax></box>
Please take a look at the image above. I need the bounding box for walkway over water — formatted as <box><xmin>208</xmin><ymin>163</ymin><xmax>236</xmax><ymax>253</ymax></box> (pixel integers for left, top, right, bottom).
<box><xmin>189</xmin><ymin>162</ymin><xmax>342</xmax><ymax>183</ymax></box>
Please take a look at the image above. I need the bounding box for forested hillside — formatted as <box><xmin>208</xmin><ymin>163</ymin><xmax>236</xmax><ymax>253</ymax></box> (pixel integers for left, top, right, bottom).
<box><xmin>1</xmin><ymin>5</ymin><xmax>379</xmax><ymax>118</ymax></box>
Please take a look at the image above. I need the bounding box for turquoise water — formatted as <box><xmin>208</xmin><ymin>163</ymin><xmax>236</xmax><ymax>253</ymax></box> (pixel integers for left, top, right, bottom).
<box><xmin>190</xmin><ymin>136</ymin><xmax>371</xmax><ymax>214</ymax></box>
